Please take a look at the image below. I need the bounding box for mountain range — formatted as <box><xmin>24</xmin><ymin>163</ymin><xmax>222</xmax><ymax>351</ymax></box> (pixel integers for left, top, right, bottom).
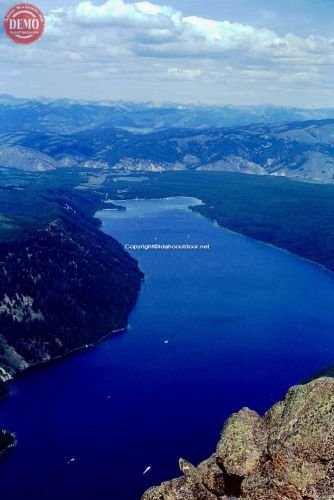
<box><xmin>2</xmin><ymin>96</ymin><xmax>334</xmax><ymax>182</ymax></box>
<box><xmin>3</xmin><ymin>94</ymin><xmax>334</xmax><ymax>133</ymax></box>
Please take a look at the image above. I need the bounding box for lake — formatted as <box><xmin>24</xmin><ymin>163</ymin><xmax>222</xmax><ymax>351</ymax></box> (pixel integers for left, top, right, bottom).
<box><xmin>0</xmin><ymin>196</ymin><xmax>334</xmax><ymax>499</ymax></box>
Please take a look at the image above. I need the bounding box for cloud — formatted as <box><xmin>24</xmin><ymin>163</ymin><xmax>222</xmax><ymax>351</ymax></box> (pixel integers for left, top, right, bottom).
<box><xmin>280</xmin><ymin>71</ymin><xmax>321</xmax><ymax>83</ymax></box>
<box><xmin>68</xmin><ymin>0</ymin><xmax>178</xmax><ymax>29</ymax></box>
<box><xmin>167</xmin><ymin>67</ymin><xmax>202</xmax><ymax>80</ymax></box>
<box><xmin>1</xmin><ymin>0</ymin><xmax>334</xmax><ymax>106</ymax></box>
<box><xmin>44</xmin><ymin>0</ymin><xmax>334</xmax><ymax>62</ymax></box>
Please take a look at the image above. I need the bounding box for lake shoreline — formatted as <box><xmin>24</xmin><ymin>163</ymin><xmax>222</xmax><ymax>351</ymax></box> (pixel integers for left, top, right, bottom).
<box><xmin>14</xmin><ymin>327</ymin><xmax>128</xmax><ymax>382</ymax></box>
<box><xmin>100</xmin><ymin>195</ymin><xmax>334</xmax><ymax>279</ymax></box>
<box><xmin>0</xmin><ymin>210</ymin><xmax>144</xmax><ymax>461</ymax></box>
<box><xmin>2</xmin><ymin>195</ymin><xmax>334</xmax><ymax>498</ymax></box>
<box><xmin>193</xmin><ymin>207</ymin><xmax>334</xmax><ymax>278</ymax></box>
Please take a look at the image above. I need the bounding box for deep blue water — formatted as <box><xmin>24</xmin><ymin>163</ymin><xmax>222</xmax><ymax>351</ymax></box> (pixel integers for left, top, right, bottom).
<box><xmin>1</xmin><ymin>196</ymin><xmax>334</xmax><ymax>499</ymax></box>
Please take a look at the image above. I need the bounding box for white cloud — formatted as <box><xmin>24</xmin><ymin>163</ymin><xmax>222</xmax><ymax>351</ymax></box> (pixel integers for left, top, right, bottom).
<box><xmin>67</xmin><ymin>0</ymin><xmax>176</xmax><ymax>29</ymax></box>
<box><xmin>280</xmin><ymin>72</ymin><xmax>321</xmax><ymax>83</ymax></box>
<box><xmin>168</xmin><ymin>67</ymin><xmax>202</xmax><ymax>80</ymax></box>
<box><xmin>2</xmin><ymin>0</ymin><xmax>334</xmax><ymax>106</ymax></box>
<box><xmin>43</xmin><ymin>0</ymin><xmax>334</xmax><ymax>63</ymax></box>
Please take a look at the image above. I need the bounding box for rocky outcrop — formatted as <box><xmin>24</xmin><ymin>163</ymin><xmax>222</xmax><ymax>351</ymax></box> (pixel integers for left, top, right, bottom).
<box><xmin>142</xmin><ymin>377</ymin><xmax>334</xmax><ymax>499</ymax></box>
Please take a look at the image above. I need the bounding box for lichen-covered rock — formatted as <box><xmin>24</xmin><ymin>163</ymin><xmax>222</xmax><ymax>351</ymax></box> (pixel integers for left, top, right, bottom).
<box><xmin>142</xmin><ymin>477</ymin><xmax>188</xmax><ymax>500</ymax></box>
<box><xmin>216</xmin><ymin>408</ymin><xmax>268</xmax><ymax>477</ymax></box>
<box><xmin>198</xmin><ymin>456</ymin><xmax>225</xmax><ymax>496</ymax></box>
<box><xmin>142</xmin><ymin>378</ymin><xmax>334</xmax><ymax>500</ymax></box>
<box><xmin>142</xmin><ymin>459</ymin><xmax>218</xmax><ymax>500</ymax></box>
<box><xmin>266</xmin><ymin>377</ymin><xmax>334</xmax><ymax>463</ymax></box>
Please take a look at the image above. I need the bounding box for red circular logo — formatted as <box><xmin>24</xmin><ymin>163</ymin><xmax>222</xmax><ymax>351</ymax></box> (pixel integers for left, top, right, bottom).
<box><xmin>3</xmin><ymin>3</ymin><xmax>45</xmax><ymax>45</ymax></box>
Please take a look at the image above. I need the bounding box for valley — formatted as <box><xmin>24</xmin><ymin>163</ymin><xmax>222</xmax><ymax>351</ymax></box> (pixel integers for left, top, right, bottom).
<box><xmin>2</xmin><ymin>97</ymin><xmax>334</xmax><ymax>182</ymax></box>
<box><xmin>1</xmin><ymin>96</ymin><xmax>334</xmax><ymax>497</ymax></box>
<box><xmin>103</xmin><ymin>171</ymin><xmax>334</xmax><ymax>274</ymax></box>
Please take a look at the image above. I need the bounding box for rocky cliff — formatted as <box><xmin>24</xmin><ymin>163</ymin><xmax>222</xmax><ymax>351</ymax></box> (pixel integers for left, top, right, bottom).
<box><xmin>143</xmin><ymin>377</ymin><xmax>334</xmax><ymax>499</ymax></box>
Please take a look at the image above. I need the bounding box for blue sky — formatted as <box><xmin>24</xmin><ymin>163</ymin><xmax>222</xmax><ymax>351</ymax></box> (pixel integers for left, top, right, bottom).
<box><xmin>1</xmin><ymin>0</ymin><xmax>334</xmax><ymax>106</ymax></box>
<box><xmin>152</xmin><ymin>0</ymin><xmax>334</xmax><ymax>36</ymax></box>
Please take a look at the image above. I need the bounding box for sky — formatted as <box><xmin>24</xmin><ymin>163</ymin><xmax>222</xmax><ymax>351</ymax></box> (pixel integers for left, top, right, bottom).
<box><xmin>1</xmin><ymin>0</ymin><xmax>334</xmax><ymax>106</ymax></box>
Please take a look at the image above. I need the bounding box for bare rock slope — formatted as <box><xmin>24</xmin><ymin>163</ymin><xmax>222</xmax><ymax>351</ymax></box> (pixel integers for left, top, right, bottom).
<box><xmin>143</xmin><ymin>377</ymin><xmax>334</xmax><ymax>499</ymax></box>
